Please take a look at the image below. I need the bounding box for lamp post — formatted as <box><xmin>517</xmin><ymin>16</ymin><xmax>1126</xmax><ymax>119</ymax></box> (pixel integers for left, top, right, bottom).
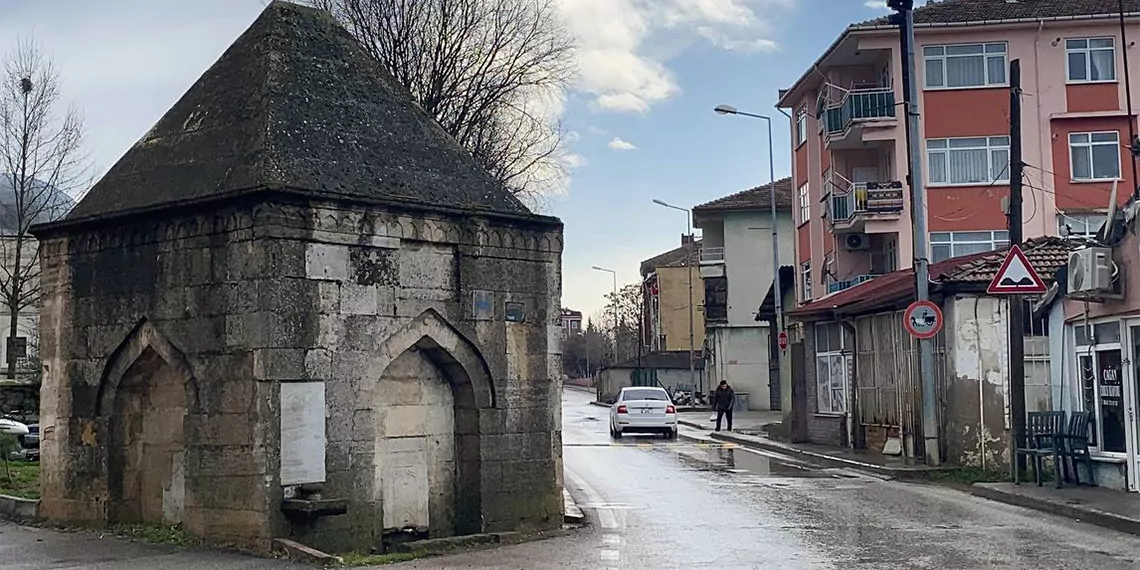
<box><xmin>651</xmin><ymin>199</ymin><xmax>698</xmax><ymax>396</ymax></box>
<box><xmin>591</xmin><ymin>265</ymin><xmax>618</xmax><ymax>361</ymax></box>
<box><xmin>712</xmin><ymin>104</ymin><xmax>783</xmax><ymax>346</ymax></box>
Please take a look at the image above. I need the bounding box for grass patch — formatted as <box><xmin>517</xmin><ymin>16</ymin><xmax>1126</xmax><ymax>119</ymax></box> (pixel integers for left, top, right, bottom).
<box><xmin>0</xmin><ymin>461</ymin><xmax>39</xmax><ymax>499</ymax></box>
<box><xmin>109</xmin><ymin>523</ymin><xmax>191</xmax><ymax>547</ymax></box>
<box><xmin>927</xmin><ymin>466</ymin><xmax>1010</xmax><ymax>486</ymax></box>
<box><xmin>340</xmin><ymin>551</ymin><xmax>423</xmax><ymax>566</ymax></box>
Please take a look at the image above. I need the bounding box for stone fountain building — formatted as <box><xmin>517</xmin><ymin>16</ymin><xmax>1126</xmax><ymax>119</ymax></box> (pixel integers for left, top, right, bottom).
<box><xmin>32</xmin><ymin>1</ymin><xmax>563</xmax><ymax>554</ymax></box>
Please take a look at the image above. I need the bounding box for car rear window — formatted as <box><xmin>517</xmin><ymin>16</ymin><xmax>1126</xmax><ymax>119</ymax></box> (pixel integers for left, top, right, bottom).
<box><xmin>622</xmin><ymin>389</ymin><xmax>670</xmax><ymax>401</ymax></box>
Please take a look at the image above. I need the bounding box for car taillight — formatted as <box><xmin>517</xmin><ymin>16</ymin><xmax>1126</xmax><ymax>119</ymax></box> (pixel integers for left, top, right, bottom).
<box><xmin>617</xmin><ymin>405</ymin><xmax>627</xmax><ymax>414</ymax></box>
<box><xmin>666</xmin><ymin>405</ymin><xmax>675</xmax><ymax>414</ymax></box>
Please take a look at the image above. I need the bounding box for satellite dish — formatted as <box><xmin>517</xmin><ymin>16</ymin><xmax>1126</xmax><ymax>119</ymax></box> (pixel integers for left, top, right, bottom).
<box><xmin>1097</xmin><ymin>178</ymin><xmax>1119</xmax><ymax>243</ymax></box>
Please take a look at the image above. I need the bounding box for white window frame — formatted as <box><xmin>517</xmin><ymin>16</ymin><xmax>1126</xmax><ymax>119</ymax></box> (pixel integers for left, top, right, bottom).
<box><xmin>797</xmin><ymin>182</ymin><xmax>809</xmax><ymax>225</ymax></box>
<box><xmin>1071</xmin><ymin>320</ymin><xmax>1127</xmax><ymax>457</ymax></box>
<box><xmin>1066</xmin><ymin>37</ymin><xmax>1116</xmax><ymax>83</ymax></box>
<box><xmin>801</xmin><ymin>261</ymin><xmax>813</xmax><ymax>302</ymax></box>
<box><xmin>814</xmin><ymin>322</ymin><xmax>849</xmax><ymax>415</ymax></box>
<box><xmin>926</xmin><ymin>136</ymin><xmax>1010</xmax><ymax>186</ymax></box>
<box><xmin>930</xmin><ymin>230</ymin><xmax>1009</xmax><ymax>263</ymax></box>
<box><xmin>1057</xmin><ymin>211</ymin><xmax>1107</xmax><ymax>237</ymax></box>
<box><xmin>796</xmin><ymin>107</ymin><xmax>808</xmax><ymax>147</ymax></box>
<box><xmin>923</xmin><ymin>42</ymin><xmax>1008</xmax><ymax>90</ymax></box>
<box><xmin>1069</xmin><ymin>131</ymin><xmax>1121</xmax><ymax>181</ymax></box>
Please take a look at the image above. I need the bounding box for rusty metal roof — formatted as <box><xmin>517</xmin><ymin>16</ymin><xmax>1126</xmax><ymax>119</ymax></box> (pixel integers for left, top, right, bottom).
<box><xmin>65</xmin><ymin>0</ymin><xmax>538</xmax><ymax>224</ymax></box>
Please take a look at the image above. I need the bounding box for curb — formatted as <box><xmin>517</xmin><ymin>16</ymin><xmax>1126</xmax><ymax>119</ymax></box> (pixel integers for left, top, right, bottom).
<box><xmin>971</xmin><ymin>484</ymin><xmax>1140</xmax><ymax>536</ymax></box>
<box><xmin>706</xmin><ymin>431</ymin><xmax>943</xmax><ymax>480</ymax></box>
<box><xmin>271</xmin><ymin>538</ymin><xmax>343</xmax><ymax>567</ymax></box>
<box><xmin>562</xmin><ymin>489</ymin><xmax>585</xmax><ymax>524</ymax></box>
<box><xmin>0</xmin><ymin>494</ymin><xmax>39</xmax><ymax>521</ymax></box>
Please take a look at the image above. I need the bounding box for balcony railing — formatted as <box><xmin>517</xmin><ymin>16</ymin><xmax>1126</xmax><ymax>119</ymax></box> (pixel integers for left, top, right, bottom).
<box><xmin>827</xmin><ymin>274</ymin><xmax>877</xmax><ymax>294</ymax></box>
<box><xmin>828</xmin><ymin>181</ymin><xmax>905</xmax><ymax>223</ymax></box>
<box><xmin>823</xmin><ymin>88</ymin><xmax>896</xmax><ymax>136</ymax></box>
<box><xmin>699</xmin><ymin>246</ymin><xmax>725</xmax><ymax>264</ymax></box>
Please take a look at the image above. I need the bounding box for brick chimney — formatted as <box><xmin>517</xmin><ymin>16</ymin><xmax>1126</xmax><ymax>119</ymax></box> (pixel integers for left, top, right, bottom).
<box><xmin>681</xmin><ymin>233</ymin><xmax>694</xmax><ymax>247</ymax></box>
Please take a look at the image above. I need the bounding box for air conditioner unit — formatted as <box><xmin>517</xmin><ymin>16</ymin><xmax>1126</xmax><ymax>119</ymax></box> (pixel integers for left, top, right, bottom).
<box><xmin>1067</xmin><ymin>247</ymin><xmax>1114</xmax><ymax>296</ymax></box>
<box><xmin>845</xmin><ymin>234</ymin><xmax>871</xmax><ymax>250</ymax></box>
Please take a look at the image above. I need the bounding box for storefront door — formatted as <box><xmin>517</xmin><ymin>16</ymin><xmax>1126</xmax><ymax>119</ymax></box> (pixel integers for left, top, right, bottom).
<box><xmin>1125</xmin><ymin>321</ymin><xmax>1140</xmax><ymax>491</ymax></box>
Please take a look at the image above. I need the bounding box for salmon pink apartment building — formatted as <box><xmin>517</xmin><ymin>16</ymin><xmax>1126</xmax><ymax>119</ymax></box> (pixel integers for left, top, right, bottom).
<box><xmin>777</xmin><ymin>0</ymin><xmax>1140</xmax><ymax>303</ymax></box>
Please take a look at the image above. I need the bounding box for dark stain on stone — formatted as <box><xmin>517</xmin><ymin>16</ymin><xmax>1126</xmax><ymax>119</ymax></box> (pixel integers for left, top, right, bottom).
<box><xmin>349</xmin><ymin>247</ymin><xmax>397</xmax><ymax>286</ymax></box>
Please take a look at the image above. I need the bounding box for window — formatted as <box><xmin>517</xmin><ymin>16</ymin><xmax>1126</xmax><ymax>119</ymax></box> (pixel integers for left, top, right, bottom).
<box><xmin>797</xmin><ymin>182</ymin><xmax>809</xmax><ymax>224</ymax></box>
<box><xmin>620</xmin><ymin>388</ymin><xmax>670</xmax><ymax>402</ymax></box>
<box><xmin>927</xmin><ymin>136</ymin><xmax>1010</xmax><ymax>185</ymax></box>
<box><xmin>930</xmin><ymin>230</ymin><xmax>1009</xmax><ymax>262</ymax></box>
<box><xmin>923</xmin><ymin>43</ymin><xmax>1007</xmax><ymax>89</ymax></box>
<box><xmin>1066</xmin><ymin>38</ymin><xmax>1116</xmax><ymax>83</ymax></box>
<box><xmin>796</xmin><ymin>107</ymin><xmax>808</xmax><ymax>146</ymax></box>
<box><xmin>1074</xmin><ymin>321</ymin><xmax>1126</xmax><ymax>453</ymax></box>
<box><xmin>1069</xmin><ymin>131</ymin><xmax>1121</xmax><ymax>181</ymax></box>
<box><xmin>801</xmin><ymin>262</ymin><xmax>813</xmax><ymax>302</ymax></box>
<box><xmin>814</xmin><ymin>322</ymin><xmax>849</xmax><ymax>415</ymax></box>
<box><xmin>1057</xmin><ymin>211</ymin><xmax>1107</xmax><ymax>237</ymax></box>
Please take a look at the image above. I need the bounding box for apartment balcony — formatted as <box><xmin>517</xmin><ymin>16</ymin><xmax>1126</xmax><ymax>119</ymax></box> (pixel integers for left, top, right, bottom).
<box><xmin>699</xmin><ymin>246</ymin><xmax>725</xmax><ymax>265</ymax></box>
<box><xmin>822</xmin><ymin>88</ymin><xmax>897</xmax><ymax>150</ymax></box>
<box><xmin>826</xmin><ymin>180</ymin><xmax>905</xmax><ymax>234</ymax></box>
<box><xmin>827</xmin><ymin>274</ymin><xmax>877</xmax><ymax>295</ymax></box>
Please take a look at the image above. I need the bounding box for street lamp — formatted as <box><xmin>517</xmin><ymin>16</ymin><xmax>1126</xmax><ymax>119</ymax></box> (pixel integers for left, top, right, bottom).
<box><xmin>591</xmin><ymin>265</ymin><xmax>618</xmax><ymax>360</ymax></box>
<box><xmin>712</xmin><ymin>103</ymin><xmax>783</xmax><ymax>343</ymax></box>
<box><xmin>651</xmin><ymin>199</ymin><xmax>698</xmax><ymax>396</ymax></box>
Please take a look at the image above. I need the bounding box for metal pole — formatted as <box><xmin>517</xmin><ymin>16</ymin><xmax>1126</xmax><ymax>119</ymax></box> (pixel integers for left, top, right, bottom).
<box><xmin>766</xmin><ymin>117</ymin><xmax>782</xmax><ymax>372</ymax></box>
<box><xmin>899</xmin><ymin>5</ymin><xmax>940</xmax><ymax>465</ymax></box>
<box><xmin>1119</xmin><ymin>0</ymin><xmax>1139</xmax><ymax>199</ymax></box>
<box><xmin>1008</xmin><ymin>59</ymin><xmax>1027</xmax><ymax>477</ymax></box>
<box><xmin>611</xmin><ymin>273</ymin><xmax>618</xmax><ymax>360</ymax></box>
<box><xmin>687</xmin><ymin>213</ymin><xmax>697</xmax><ymax>396</ymax></box>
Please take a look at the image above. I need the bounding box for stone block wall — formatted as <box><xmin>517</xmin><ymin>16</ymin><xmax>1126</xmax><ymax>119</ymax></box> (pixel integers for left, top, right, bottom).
<box><xmin>36</xmin><ymin>197</ymin><xmax>564</xmax><ymax>554</ymax></box>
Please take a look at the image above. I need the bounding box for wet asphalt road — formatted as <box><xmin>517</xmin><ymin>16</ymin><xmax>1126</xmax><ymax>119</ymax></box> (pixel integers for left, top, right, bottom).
<box><xmin>396</xmin><ymin>387</ymin><xmax>1140</xmax><ymax>569</ymax></box>
<box><xmin>6</xmin><ymin>387</ymin><xmax>1140</xmax><ymax>568</ymax></box>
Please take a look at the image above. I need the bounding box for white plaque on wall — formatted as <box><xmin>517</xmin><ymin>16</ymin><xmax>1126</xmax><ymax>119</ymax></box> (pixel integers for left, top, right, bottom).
<box><xmin>280</xmin><ymin>382</ymin><xmax>326</xmax><ymax>486</ymax></box>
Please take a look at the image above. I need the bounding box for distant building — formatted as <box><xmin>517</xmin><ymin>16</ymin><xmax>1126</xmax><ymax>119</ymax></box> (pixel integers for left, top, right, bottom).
<box><xmin>560</xmin><ymin>308</ymin><xmax>583</xmax><ymax>337</ymax></box>
<box><xmin>640</xmin><ymin>235</ymin><xmax>705</xmax><ymax>361</ymax></box>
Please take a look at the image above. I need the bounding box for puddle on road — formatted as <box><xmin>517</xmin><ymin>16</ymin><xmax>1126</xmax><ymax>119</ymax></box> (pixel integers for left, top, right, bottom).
<box><xmin>668</xmin><ymin>445</ymin><xmax>832</xmax><ymax>479</ymax></box>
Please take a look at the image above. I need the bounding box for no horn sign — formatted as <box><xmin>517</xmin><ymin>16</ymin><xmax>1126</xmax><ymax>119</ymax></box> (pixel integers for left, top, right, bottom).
<box><xmin>903</xmin><ymin>300</ymin><xmax>942</xmax><ymax>339</ymax></box>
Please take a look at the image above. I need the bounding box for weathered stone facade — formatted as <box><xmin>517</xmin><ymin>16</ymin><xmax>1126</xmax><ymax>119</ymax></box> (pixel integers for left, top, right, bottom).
<box><xmin>32</xmin><ymin>1</ymin><xmax>563</xmax><ymax>554</ymax></box>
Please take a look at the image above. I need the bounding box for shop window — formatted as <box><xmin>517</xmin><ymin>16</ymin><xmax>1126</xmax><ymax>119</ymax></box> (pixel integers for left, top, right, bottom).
<box><xmin>1074</xmin><ymin>321</ymin><xmax>1126</xmax><ymax>453</ymax></box>
<box><xmin>814</xmin><ymin>322</ymin><xmax>849</xmax><ymax>415</ymax></box>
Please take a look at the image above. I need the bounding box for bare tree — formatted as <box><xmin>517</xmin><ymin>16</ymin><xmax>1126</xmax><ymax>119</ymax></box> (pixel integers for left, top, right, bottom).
<box><xmin>305</xmin><ymin>0</ymin><xmax>575</xmax><ymax>198</ymax></box>
<box><xmin>0</xmin><ymin>40</ymin><xmax>87</xmax><ymax>380</ymax></box>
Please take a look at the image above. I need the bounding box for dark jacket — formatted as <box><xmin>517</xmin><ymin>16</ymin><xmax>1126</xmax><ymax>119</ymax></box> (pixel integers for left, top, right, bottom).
<box><xmin>713</xmin><ymin>385</ymin><xmax>735</xmax><ymax>411</ymax></box>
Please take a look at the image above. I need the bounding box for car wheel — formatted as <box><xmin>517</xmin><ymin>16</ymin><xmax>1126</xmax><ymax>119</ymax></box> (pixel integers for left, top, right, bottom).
<box><xmin>667</xmin><ymin>429</ymin><xmax>677</xmax><ymax>440</ymax></box>
<box><xmin>612</xmin><ymin>427</ymin><xmax>623</xmax><ymax>439</ymax></box>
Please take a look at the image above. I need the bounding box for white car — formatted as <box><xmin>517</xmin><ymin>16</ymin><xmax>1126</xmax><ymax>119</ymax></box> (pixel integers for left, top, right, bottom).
<box><xmin>609</xmin><ymin>386</ymin><xmax>678</xmax><ymax>439</ymax></box>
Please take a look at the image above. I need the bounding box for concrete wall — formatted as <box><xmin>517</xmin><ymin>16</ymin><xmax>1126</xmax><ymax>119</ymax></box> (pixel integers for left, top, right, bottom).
<box><xmin>722</xmin><ymin>211</ymin><xmax>795</xmax><ymax>327</ymax></box>
<box><xmin>709</xmin><ymin>325</ymin><xmax>773</xmax><ymax>411</ymax></box>
<box><xmin>35</xmin><ymin>199</ymin><xmax>564</xmax><ymax>553</ymax></box>
<box><xmin>654</xmin><ymin>265</ymin><xmax>705</xmax><ymax>352</ymax></box>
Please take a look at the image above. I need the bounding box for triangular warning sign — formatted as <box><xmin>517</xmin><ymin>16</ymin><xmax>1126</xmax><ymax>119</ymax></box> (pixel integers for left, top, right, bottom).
<box><xmin>987</xmin><ymin>244</ymin><xmax>1047</xmax><ymax>294</ymax></box>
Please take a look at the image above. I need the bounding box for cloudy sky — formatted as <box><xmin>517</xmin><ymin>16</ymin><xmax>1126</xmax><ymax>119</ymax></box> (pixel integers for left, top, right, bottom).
<box><xmin>3</xmin><ymin>0</ymin><xmax>905</xmax><ymax>320</ymax></box>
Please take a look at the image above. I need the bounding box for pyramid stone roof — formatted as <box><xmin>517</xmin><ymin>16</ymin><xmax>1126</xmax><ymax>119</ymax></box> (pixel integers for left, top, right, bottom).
<box><xmin>64</xmin><ymin>1</ymin><xmax>538</xmax><ymax>224</ymax></box>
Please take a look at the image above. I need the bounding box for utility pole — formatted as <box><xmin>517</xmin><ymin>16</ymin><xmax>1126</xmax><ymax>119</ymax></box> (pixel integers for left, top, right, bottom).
<box><xmin>891</xmin><ymin>0</ymin><xmax>939</xmax><ymax>464</ymax></box>
<box><xmin>1119</xmin><ymin>0</ymin><xmax>1140</xmax><ymax>199</ymax></box>
<box><xmin>1008</xmin><ymin>59</ymin><xmax>1027</xmax><ymax>476</ymax></box>
<box><xmin>686</xmin><ymin>220</ymin><xmax>697</xmax><ymax>397</ymax></box>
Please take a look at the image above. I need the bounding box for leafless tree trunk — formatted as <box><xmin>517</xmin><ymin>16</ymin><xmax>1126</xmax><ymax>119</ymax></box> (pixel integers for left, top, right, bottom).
<box><xmin>305</xmin><ymin>0</ymin><xmax>575</xmax><ymax>198</ymax></box>
<box><xmin>0</xmin><ymin>40</ymin><xmax>88</xmax><ymax>380</ymax></box>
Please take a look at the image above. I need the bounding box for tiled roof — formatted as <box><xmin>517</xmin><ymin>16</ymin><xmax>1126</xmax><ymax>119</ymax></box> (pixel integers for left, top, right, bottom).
<box><xmin>788</xmin><ymin>236</ymin><xmax>1080</xmax><ymax>321</ymax></box>
<box><xmin>66</xmin><ymin>1</ymin><xmax>537</xmax><ymax>224</ymax></box>
<box><xmin>947</xmin><ymin>236</ymin><xmax>1076</xmax><ymax>284</ymax></box>
<box><xmin>858</xmin><ymin>0</ymin><xmax>1140</xmax><ymax>27</ymax></box>
<box><xmin>693</xmin><ymin>177</ymin><xmax>794</xmax><ymax>214</ymax></box>
<box><xmin>640</xmin><ymin>241</ymin><xmax>701</xmax><ymax>276</ymax></box>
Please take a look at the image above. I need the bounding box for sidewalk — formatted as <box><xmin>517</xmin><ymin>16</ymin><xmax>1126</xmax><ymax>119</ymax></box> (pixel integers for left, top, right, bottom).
<box><xmin>972</xmin><ymin>482</ymin><xmax>1140</xmax><ymax>536</ymax></box>
<box><xmin>677</xmin><ymin>410</ymin><xmax>781</xmax><ymax>434</ymax></box>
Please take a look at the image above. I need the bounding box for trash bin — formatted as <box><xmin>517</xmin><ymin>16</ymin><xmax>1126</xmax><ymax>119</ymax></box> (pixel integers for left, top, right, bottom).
<box><xmin>732</xmin><ymin>392</ymin><xmax>749</xmax><ymax>412</ymax></box>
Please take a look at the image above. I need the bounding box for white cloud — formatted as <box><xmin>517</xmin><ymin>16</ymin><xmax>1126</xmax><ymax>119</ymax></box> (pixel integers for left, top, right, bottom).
<box><xmin>863</xmin><ymin>0</ymin><xmax>889</xmax><ymax>9</ymax></box>
<box><xmin>608</xmin><ymin>137</ymin><xmax>637</xmax><ymax>151</ymax></box>
<box><xmin>558</xmin><ymin>0</ymin><xmax>791</xmax><ymax>114</ymax></box>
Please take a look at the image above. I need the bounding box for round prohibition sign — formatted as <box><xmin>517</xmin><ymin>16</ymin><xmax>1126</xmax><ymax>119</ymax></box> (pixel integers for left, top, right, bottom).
<box><xmin>903</xmin><ymin>300</ymin><xmax>942</xmax><ymax>340</ymax></box>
